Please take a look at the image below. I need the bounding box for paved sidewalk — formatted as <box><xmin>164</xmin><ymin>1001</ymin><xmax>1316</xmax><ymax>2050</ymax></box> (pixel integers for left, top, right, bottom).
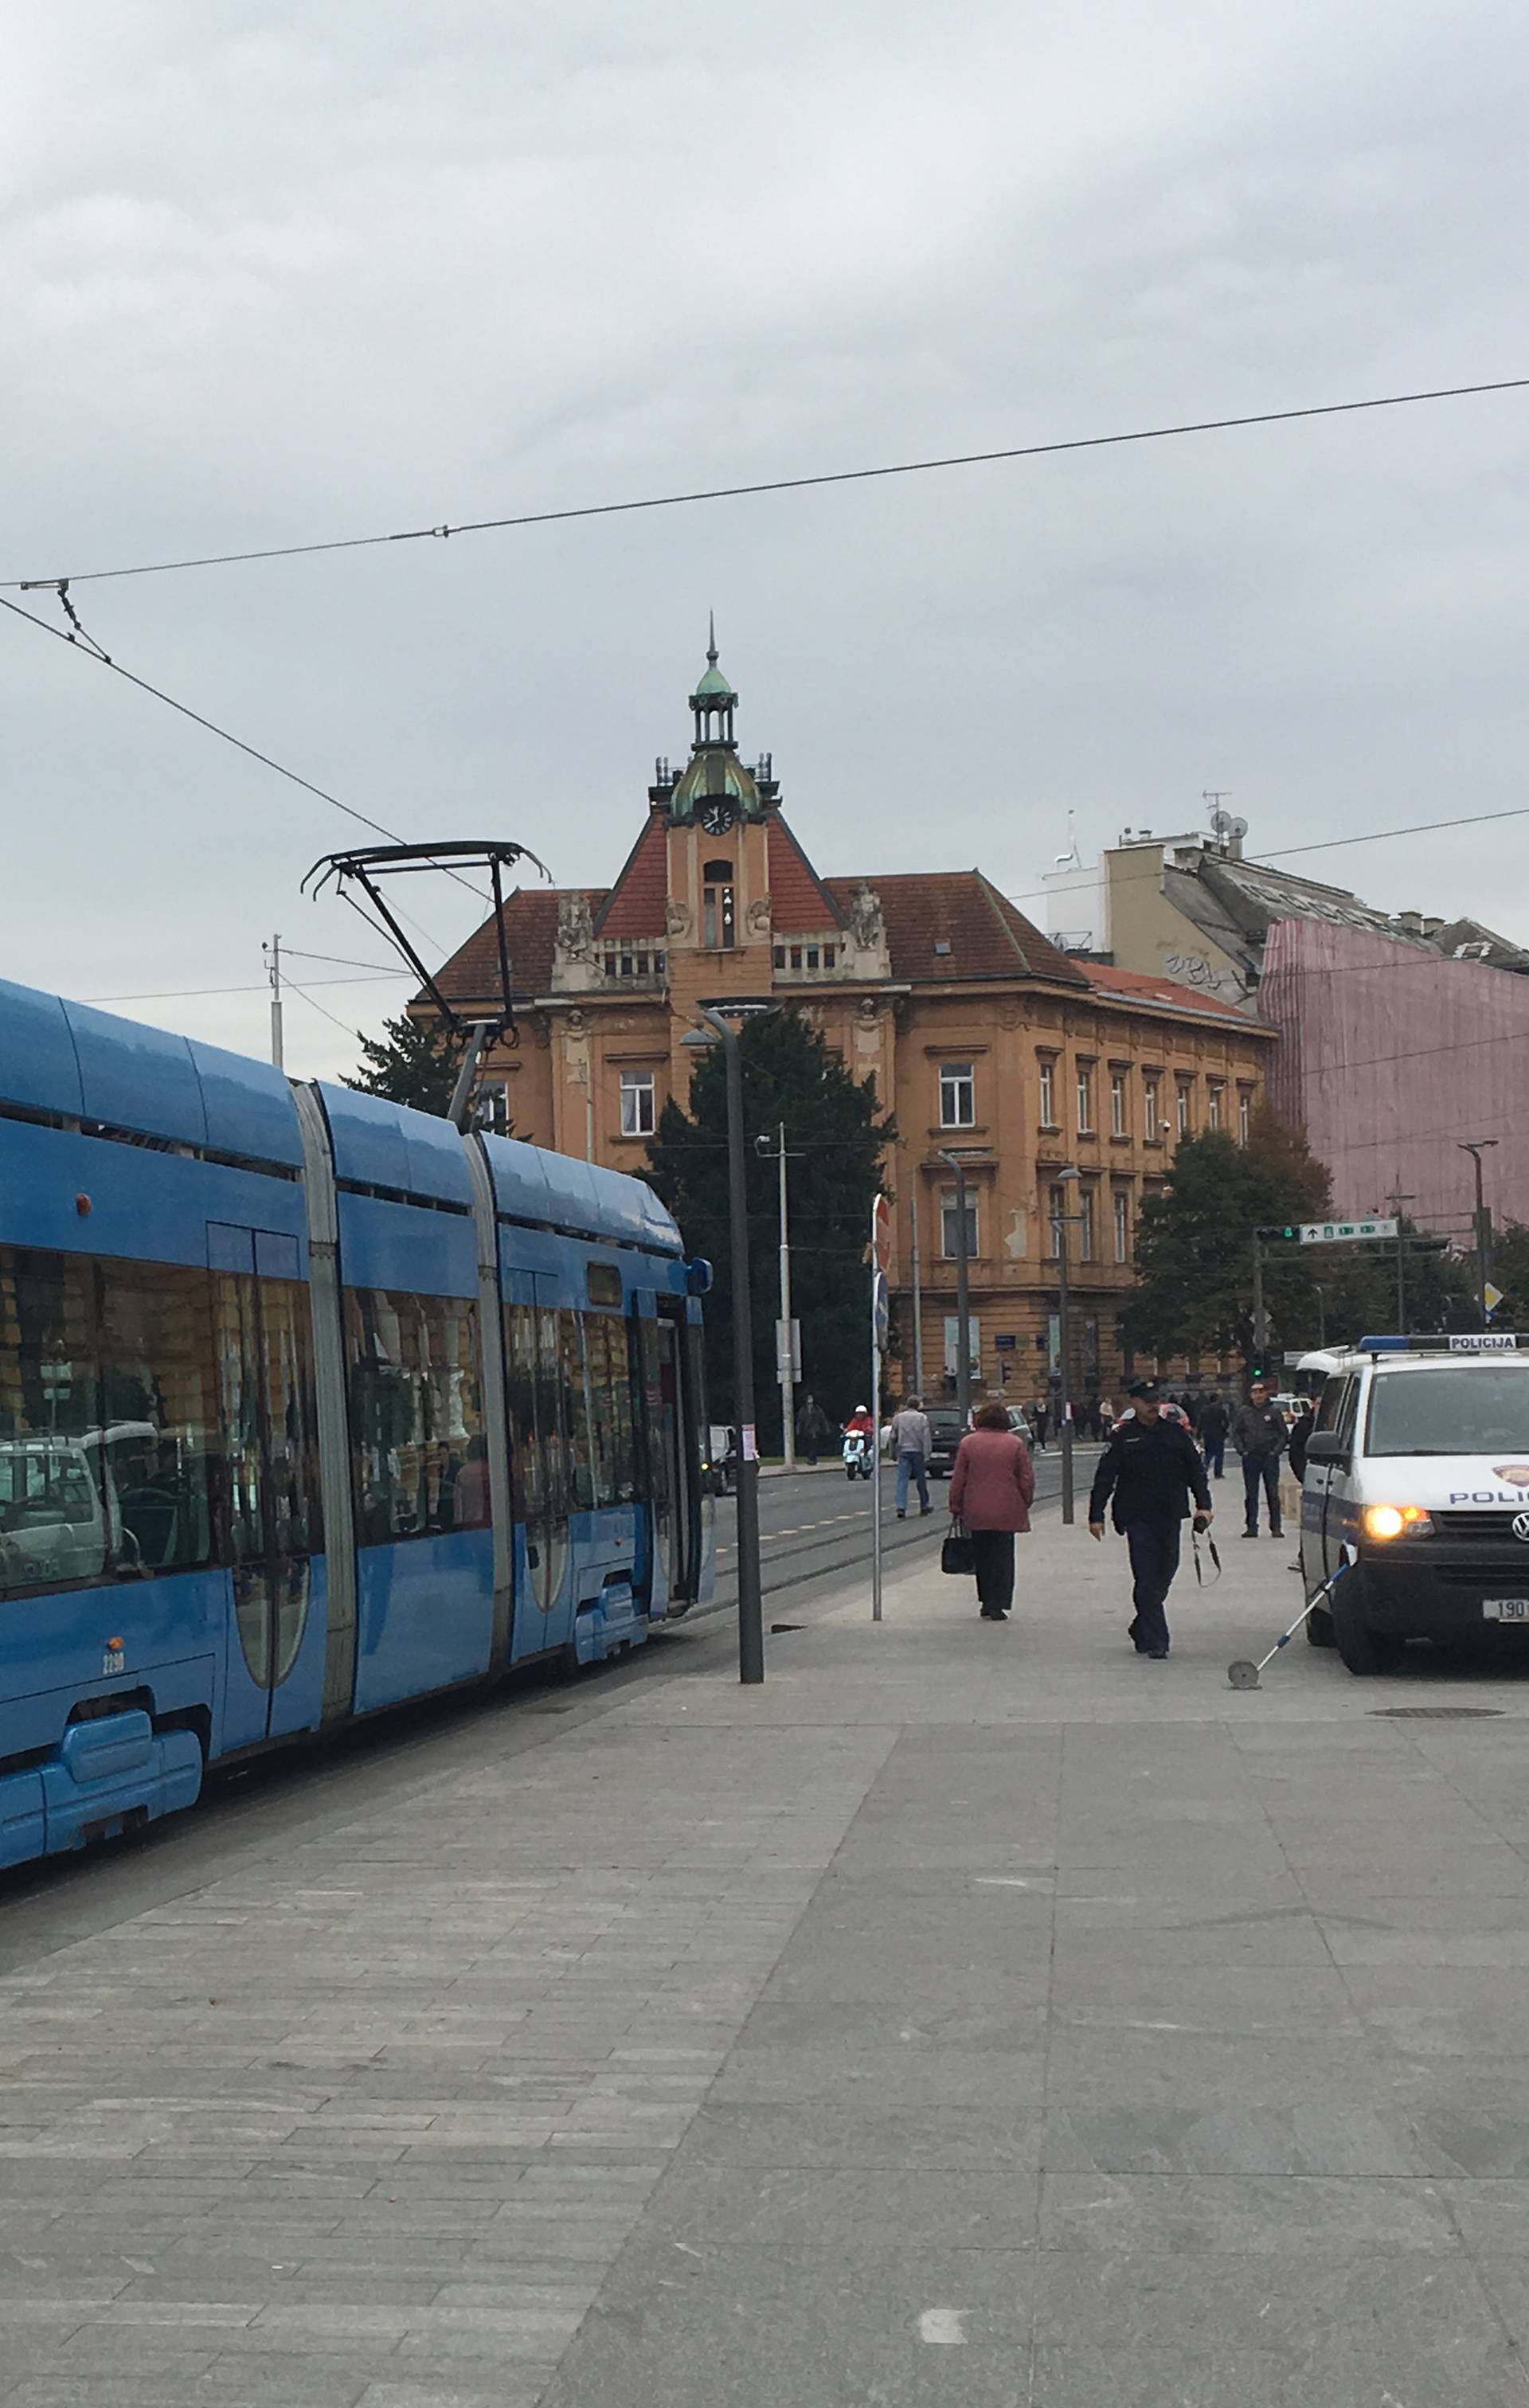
<box><xmin>6</xmin><ymin>1520</ymin><xmax>1529</xmax><ymax>2403</ymax></box>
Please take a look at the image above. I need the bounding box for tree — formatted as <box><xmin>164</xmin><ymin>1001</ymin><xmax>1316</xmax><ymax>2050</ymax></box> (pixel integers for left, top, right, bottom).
<box><xmin>345</xmin><ymin>1013</ymin><xmax>466</xmax><ymax>1116</ymax></box>
<box><xmin>645</xmin><ymin>1010</ymin><xmax>894</xmax><ymax>1446</ymax></box>
<box><xmin>1127</xmin><ymin>1110</ymin><xmax>1361</xmax><ymax>1370</ymax></box>
<box><xmin>1127</xmin><ymin>1108</ymin><xmax>1480</xmax><ymax>1369</ymax></box>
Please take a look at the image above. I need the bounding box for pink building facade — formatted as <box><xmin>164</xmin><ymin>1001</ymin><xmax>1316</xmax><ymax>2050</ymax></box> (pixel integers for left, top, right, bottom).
<box><xmin>1261</xmin><ymin>918</ymin><xmax>1529</xmax><ymax>1230</ymax></box>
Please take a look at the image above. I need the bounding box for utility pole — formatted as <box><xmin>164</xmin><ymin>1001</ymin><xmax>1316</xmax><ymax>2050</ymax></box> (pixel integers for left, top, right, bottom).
<box><xmin>1313</xmin><ymin>1282</ymin><xmax>1327</xmax><ymax>1350</ymax></box>
<box><xmin>1386</xmin><ymin>1189</ymin><xmax>1416</xmax><ymax>1331</ymax></box>
<box><xmin>1251</xmin><ymin>1228</ymin><xmax>1269</xmax><ymax>1368</ymax></box>
<box><xmin>1051</xmin><ymin>1167</ymin><xmax>1082</xmax><ymax>1525</ymax></box>
<box><xmin>909</xmin><ymin>1189</ymin><xmax>925</xmax><ymax>1397</ymax></box>
<box><xmin>264</xmin><ymin>935</ymin><xmax>284</xmax><ymax>1070</ymax></box>
<box><xmin>1459</xmin><ymin>1142</ymin><xmax>1499</xmax><ymax>1328</ymax></box>
<box><xmin>756</xmin><ymin>1124</ymin><xmax>797</xmax><ymax>1468</ymax></box>
<box><xmin>939</xmin><ymin>1151</ymin><xmax>975</xmax><ymax>1428</ymax></box>
<box><xmin>685</xmin><ymin>1010</ymin><xmax>764</xmax><ymax>1684</ymax></box>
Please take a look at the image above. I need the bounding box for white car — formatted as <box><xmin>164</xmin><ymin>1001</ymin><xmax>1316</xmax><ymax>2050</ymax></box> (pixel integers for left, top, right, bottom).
<box><xmin>1300</xmin><ymin>1332</ymin><xmax>1529</xmax><ymax>1672</ymax></box>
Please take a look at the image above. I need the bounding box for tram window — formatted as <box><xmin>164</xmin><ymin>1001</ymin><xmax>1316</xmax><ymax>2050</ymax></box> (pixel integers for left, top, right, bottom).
<box><xmin>98</xmin><ymin>1260</ymin><xmax>220</xmax><ymax>1573</ymax></box>
<box><xmin>0</xmin><ymin>1248</ymin><xmax>109</xmax><ymax>1596</ymax></box>
<box><xmin>345</xmin><ymin>1289</ymin><xmax>487</xmax><ymax>1542</ymax></box>
<box><xmin>504</xmin><ymin>1304</ymin><xmax>538</xmax><ymax>1522</ymax></box>
<box><xmin>561</xmin><ymin>1311</ymin><xmax>596</xmax><ymax>1510</ymax></box>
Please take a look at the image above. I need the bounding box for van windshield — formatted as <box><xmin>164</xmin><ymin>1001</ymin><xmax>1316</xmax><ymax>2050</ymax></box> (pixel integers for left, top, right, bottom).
<box><xmin>1366</xmin><ymin>1366</ymin><xmax>1529</xmax><ymax>1457</ymax></box>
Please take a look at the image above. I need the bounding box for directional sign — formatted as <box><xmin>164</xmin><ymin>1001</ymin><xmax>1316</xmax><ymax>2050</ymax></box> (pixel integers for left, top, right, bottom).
<box><xmin>1484</xmin><ymin>1281</ymin><xmax>1505</xmax><ymax>1318</ymax></box>
<box><xmin>872</xmin><ymin>1270</ymin><xmax>890</xmax><ymax>1352</ymax></box>
<box><xmin>1300</xmin><ymin>1218</ymin><xmax>1398</xmax><ymax>1245</ymax></box>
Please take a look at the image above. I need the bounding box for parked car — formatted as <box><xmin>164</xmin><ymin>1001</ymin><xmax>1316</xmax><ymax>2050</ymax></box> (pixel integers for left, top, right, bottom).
<box><xmin>925</xmin><ymin>1410</ymin><xmax>964</xmax><ymax>1477</ymax></box>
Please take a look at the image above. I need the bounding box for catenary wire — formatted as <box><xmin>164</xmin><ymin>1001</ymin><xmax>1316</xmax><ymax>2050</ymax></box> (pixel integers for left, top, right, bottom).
<box><xmin>284</xmin><ymin>974</ymin><xmax>372</xmax><ymax>1039</ymax></box>
<box><xmin>81</xmin><ymin>971</ymin><xmax>408</xmax><ymax>1006</ymax></box>
<box><xmin>7</xmin><ymin>375</ymin><xmax>1528</xmax><ymax>591</ymax></box>
<box><xmin>0</xmin><ymin>589</ymin><xmax>487</xmax><ymax>921</ymax></box>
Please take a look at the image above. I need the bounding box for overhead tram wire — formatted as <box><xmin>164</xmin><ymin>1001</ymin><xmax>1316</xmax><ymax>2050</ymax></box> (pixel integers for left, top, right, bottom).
<box><xmin>0</xmin><ymin>589</ymin><xmax>488</xmax><ymax>927</ymax></box>
<box><xmin>83</xmin><ymin>971</ymin><xmax>409</xmax><ymax>1007</ymax></box>
<box><xmin>6</xmin><ymin>375</ymin><xmax>1527</xmax><ymax>592</ymax></box>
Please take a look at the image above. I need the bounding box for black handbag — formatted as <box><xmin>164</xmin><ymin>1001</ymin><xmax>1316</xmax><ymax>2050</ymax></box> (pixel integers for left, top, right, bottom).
<box><xmin>941</xmin><ymin>1520</ymin><xmax>976</xmax><ymax>1577</ymax></box>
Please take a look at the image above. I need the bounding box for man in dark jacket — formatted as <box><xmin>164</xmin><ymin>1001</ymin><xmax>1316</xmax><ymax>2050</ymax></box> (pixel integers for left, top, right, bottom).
<box><xmin>1089</xmin><ymin>1380</ymin><xmax>1214</xmax><ymax>1659</ymax></box>
<box><xmin>1197</xmin><ymin>1393</ymin><xmax>1230</xmax><ymax>1479</ymax></box>
<box><xmin>1287</xmin><ymin>1401</ymin><xmax>1315</xmax><ymax>1483</ymax></box>
<box><xmin>1231</xmin><ymin>1382</ymin><xmax>1289</xmax><ymax>1539</ymax></box>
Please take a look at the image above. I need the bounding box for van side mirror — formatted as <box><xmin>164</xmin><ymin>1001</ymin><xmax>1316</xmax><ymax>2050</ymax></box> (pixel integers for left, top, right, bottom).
<box><xmin>1304</xmin><ymin>1430</ymin><xmax>1349</xmax><ymax>1466</ymax></box>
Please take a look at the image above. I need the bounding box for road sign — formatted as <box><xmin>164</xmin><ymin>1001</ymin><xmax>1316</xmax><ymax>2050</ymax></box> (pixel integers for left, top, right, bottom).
<box><xmin>1300</xmin><ymin>1218</ymin><xmax>1398</xmax><ymax>1245</ymax></box>
<box><xmin>872</xmin><ymin>1271</ymin><xmax>890</xmax><ymax>1352</ymax></box>
<box><xmin>1485</xmin><ymin>1281</ymin><xmax>1505</xmax><ymax>1318</ymax></box>
<box><xmin>995</xmin><ymin>1333</ymin><xmax>1017</xmax><ymax>1351</ymax></box>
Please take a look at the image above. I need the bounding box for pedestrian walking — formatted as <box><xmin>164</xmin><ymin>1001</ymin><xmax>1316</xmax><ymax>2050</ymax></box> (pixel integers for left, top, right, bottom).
<box><xmin>795</xmin><ymin>1393</ymin><xmax>831</xmax><ymax>1465</ymax></box>
<box><xmin>1231</xmin><ymin>1379</ymin><xmax>1289</xmax><ymax>1538</ymax></box>
<box><xmin>888</xmin><ymin>1395</ymin><xmax>933</xmax><ymax>1519</ymax></box>
<box><xmin>948</xmin><ymin>1401</ymin><xmax>1034</xmax><ymax>1622</ymax></box>
<box><xmin>1197</xmin><ymin>1392</ymin><xmax>1230</xmax><ymax>1480</ymax></box>
<box><xmin>1032</xmin><ymin>1397</ymin><xmax>1050</xmax><ymax>1449</ymax></box>
<box><xmin>1088</xmin><ymin>1379</ymin><xmax>1213</xmax><ymax>1658</ymax></box>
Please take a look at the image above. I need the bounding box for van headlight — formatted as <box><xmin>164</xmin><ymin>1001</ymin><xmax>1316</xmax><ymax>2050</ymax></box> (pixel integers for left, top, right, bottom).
<box><xmin>1362</xmin><ymin>1504</ymin><xmax>1433</xmax><ymax>1541</ymax></box>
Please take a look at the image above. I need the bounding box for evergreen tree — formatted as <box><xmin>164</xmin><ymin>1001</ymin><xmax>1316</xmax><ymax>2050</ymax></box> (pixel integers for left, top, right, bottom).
<box><xmin>1488</xmin><ymin>1222</ymin><xmax>1529</xmax><ymax>1325</ymax></box>
<box><xmin>345</xmin><ymin>1013</ymin><xmax>466</xmax><ymax>1116</ymax></box>
<box><xmin>645</xmin><ymin>1010</ymin><xmax>894</xmax><ymax>1446</ymax></box>
<box><xmin>1127</xmin><ymin>1107</ymin><xmax>1476</xmax><ymax>1367</ymax></box>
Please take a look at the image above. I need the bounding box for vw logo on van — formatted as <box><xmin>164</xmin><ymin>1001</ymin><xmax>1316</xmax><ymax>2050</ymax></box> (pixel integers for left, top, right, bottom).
<box><xmin>1515</xmin><ymin>1513</ymin><xmax>1529</xmax><ymax>1543</ymax></box>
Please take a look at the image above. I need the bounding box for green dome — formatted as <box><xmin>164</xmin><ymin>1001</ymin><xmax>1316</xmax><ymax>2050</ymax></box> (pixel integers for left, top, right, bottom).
<box><xmin>669</xmin><ymin>749</ymin><xmax>761</xmax><ymax>820</ymax></box>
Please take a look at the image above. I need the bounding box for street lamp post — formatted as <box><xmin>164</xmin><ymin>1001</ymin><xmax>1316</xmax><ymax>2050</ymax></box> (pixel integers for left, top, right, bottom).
<box><xmin>683</xmin><ymin>1010</ymin><xmax>764</xmax><ymax>1685</ymax></box>
<box><xmin>1459</xmin><ymin>1142</ymin><xmax>1499</xmax><ymax>1328</ymax></box>
<box><xmin>938</xmin><ymin>1151</ymin><xmax>976</xmax><ymax>1428</ymax></box>
<box><xmin>1050</xmin><ymin>1167</ymin><xmax>1082</xmax><ymax>1526</ymax></box>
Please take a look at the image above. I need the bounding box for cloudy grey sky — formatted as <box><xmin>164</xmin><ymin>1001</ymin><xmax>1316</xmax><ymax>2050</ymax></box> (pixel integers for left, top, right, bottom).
<box><xmin>4</xmin><ymin>1</ymin><xmax>1527</xmax><ymax>1078</ymax></box>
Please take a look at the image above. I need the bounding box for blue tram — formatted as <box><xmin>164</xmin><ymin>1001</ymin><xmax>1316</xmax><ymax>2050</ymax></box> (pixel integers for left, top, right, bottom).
<box><xmin>0</xmin><ymin>976</ymin><xmax>714</xmax><ymax>1870</ymax></box>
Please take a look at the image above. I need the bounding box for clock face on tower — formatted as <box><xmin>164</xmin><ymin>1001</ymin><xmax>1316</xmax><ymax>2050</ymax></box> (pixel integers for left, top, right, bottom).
<box><xmin>698</xmin><ymin>798</ymin><xmax>737</xmax><ymax>835</ymax></box>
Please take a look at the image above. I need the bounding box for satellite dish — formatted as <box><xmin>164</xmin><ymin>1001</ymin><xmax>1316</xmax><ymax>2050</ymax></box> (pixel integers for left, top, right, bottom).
<box><xmin>1230</xmin><ymin>815</ymin><xmax>1249</xmax><ymax>841</ymax></box>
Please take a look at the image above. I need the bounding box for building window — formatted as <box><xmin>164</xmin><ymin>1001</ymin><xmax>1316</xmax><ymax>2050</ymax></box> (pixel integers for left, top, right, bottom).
<box><xmin>942</xmin><ymin>1315</ymin><xmax>981</xmax><ymax>1381</ymax></box>
<box><xmin>1113</xmin><ymin>1188</ymin><xmax>1130</xmax><ymax>1264</ymax></box>
<box><xmin>1078</xmin><ymin>1186</ymin><xmax>1096</xmax><ymax>1261</ymax></box>
<box><xmin>1206</xmin><ymin>1081</ymin><xmax>1224</xmax><ymax>1132</ymax></box>
<box><xmin>1046</xmin><ymin>1182</ymin><xmax>1066</xmax><ymax>1258</ymax></box>
<box><xmin>702</xmin><ymin>859</ymin><xmax>736</xmax><ymax>950</ymax></box>
<box><xmin>620</xmin><ymin>1069</ymin><xmax>655</xmax><ymax>1137</ymax></box>
<box><xmin>1038</xmin><ymin>1059</ymin><xmax>1057</xmax><ymax>1127</ymax></box>
<box><xmin>1110</xmin><ymin>1071</ymin><xmax>1128</xmax><ymax>1138</ymax></box>
<box><xmin>940</xmin><ymin>1186</ymin><xmax>978</xmax><ymax>1260</ymax></box>
<box><xmin>1238</xmin><ymin>1088</ymin><xmax>1253</xmax><ymax>1144</ymax></box>
<box><xmin>939</xmin><ymin>1061</ymin><xmax>976</xmax><ymax>1128</ymax></box>
<box><xmin>1175</xmin><ymin>1078</ymin><xmax>1192</xmax><ymax>1139</ymax></box>
<box><xmin>476</xmin><ymin>1082</ymin><xmax>513</xmax><ymax>1137</ymax></box>
<box><xmin>1144</xmin><ymin>1077</ymin><xmax>1161</xmax><ymax>1142</ymax></box>
<box><xmin>1076</xmin><ymin>1064</ymin><xmax>1094</xmax><ymax>1134</ymax></box>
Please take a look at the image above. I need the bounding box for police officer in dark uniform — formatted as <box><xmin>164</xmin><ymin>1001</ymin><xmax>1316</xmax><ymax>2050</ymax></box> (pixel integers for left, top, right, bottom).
<box><xmin>1088</xmin><ymin>1378</ymin><xmax>1214</xmax><ymax>1659</ymax></box>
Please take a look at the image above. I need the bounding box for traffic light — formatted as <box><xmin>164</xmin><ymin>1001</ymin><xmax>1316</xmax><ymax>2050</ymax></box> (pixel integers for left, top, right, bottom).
<box><xmin>1254</xmin><ymin>1226</ymin><xmax>1300</xmax><ymax>1241</ymax></box>
<box><xmin>1408</xmin><ymin>1235</ymin><xmax>1449</xmax><ymax>1257</ymax></box>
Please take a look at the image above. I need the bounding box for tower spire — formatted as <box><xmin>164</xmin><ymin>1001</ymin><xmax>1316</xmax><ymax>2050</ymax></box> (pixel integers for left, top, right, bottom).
<box><xmin>707</xmin><ymin>608</ymin><xmax>717</xmax><ymax>664</ymax></box>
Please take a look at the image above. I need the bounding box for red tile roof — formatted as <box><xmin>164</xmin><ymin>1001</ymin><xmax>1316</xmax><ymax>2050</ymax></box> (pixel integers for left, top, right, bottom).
<box><xmin>768</xmin><ymin>817</ymin><xmax>844</xmax><ymax>931</ymax></box>
<box><xmin>433</xmin><ymin>885</ymin><xmax>607</xmax><ymax>1004</ymax></box>
<box><xmin>1078</xmin><ymin>960</ymin><xmax>1273</xmax><ymax>1030</ymax></box>
<box><xmin>594</xmin><ymin>813</ymin><xmax>668</xmax><ymax>938</ymax></box>
<box><xmin>825</xmin><ymin>870</ymin><xmax>1089</xmax><ymax>988</ymax></box>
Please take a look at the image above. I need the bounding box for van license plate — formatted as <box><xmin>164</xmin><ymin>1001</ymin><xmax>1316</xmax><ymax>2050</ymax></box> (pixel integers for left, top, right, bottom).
<box><xmin>1486</xmin><ymin>1600</ymin><xmax>1529</xmax><ymax>1621</ymax></box>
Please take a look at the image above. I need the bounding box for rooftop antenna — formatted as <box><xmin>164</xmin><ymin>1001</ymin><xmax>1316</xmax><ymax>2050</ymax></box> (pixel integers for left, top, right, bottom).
<box><xmin>1205</xmin><ymin>794</ymin><xmax>1248</xmax><ymax>857</ymax></box>
<box><xmin>1053</xmin><ymin>807</ymin><xmax>1081</xmax><ymax>870</ymax></box>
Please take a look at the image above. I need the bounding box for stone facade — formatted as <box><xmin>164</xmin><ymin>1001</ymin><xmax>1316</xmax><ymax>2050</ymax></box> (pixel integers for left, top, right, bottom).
<box><xmin>426</xmin><ymin>644</ymin><xmax>1274</xmax><ymax>1404</ymax></box>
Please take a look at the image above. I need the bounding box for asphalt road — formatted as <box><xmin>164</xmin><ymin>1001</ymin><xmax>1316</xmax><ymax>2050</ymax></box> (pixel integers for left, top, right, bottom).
<box><xmin>708</xmin><ymin>1445</ymin><xmax>1105</xmax><ymax>1621</ymax></box>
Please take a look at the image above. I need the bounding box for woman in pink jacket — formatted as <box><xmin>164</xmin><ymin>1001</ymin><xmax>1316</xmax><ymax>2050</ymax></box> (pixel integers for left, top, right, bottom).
<box><xmin>948</xmin><ymin>1401</ymin><xmax>1035</xmax><ymax>1621</ymax></box>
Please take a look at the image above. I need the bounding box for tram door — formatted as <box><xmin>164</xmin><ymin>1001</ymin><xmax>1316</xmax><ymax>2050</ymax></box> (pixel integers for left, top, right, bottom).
<box><xmin>209</xmin><ymin>1226</ymin><xmax>324</xmax><ymax>1749</ymax></box>
<box><xmin>651</xmin><ymin>1306</ymin><xmax>700</xmax><ymax>1607</ymax></box>
<box><xmin>505</xmin><ymin>1284</ymin><xmax>574</xmax><ymax>1657</ymax></box>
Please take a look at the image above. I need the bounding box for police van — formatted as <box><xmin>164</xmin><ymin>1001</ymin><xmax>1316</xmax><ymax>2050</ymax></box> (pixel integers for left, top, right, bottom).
<box><xmin>1299</xmin><ymin>1333</ymin><xmax>1529</xmax><ymax>1673</ymax></box>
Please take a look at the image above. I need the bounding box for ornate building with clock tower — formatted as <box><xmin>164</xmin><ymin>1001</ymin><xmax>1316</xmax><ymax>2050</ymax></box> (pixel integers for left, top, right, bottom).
<box><xmin>427</xmin><ymin>635</ymin><xmax>1271</xmax><ymax>1403</ymax></box>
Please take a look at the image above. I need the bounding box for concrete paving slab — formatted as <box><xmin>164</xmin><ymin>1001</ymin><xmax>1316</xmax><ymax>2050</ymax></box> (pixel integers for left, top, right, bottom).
<box><xmin>6</xmin><ymin>1514</ymin><xmax>1529</xmax><ymax>2402</ymax></box>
